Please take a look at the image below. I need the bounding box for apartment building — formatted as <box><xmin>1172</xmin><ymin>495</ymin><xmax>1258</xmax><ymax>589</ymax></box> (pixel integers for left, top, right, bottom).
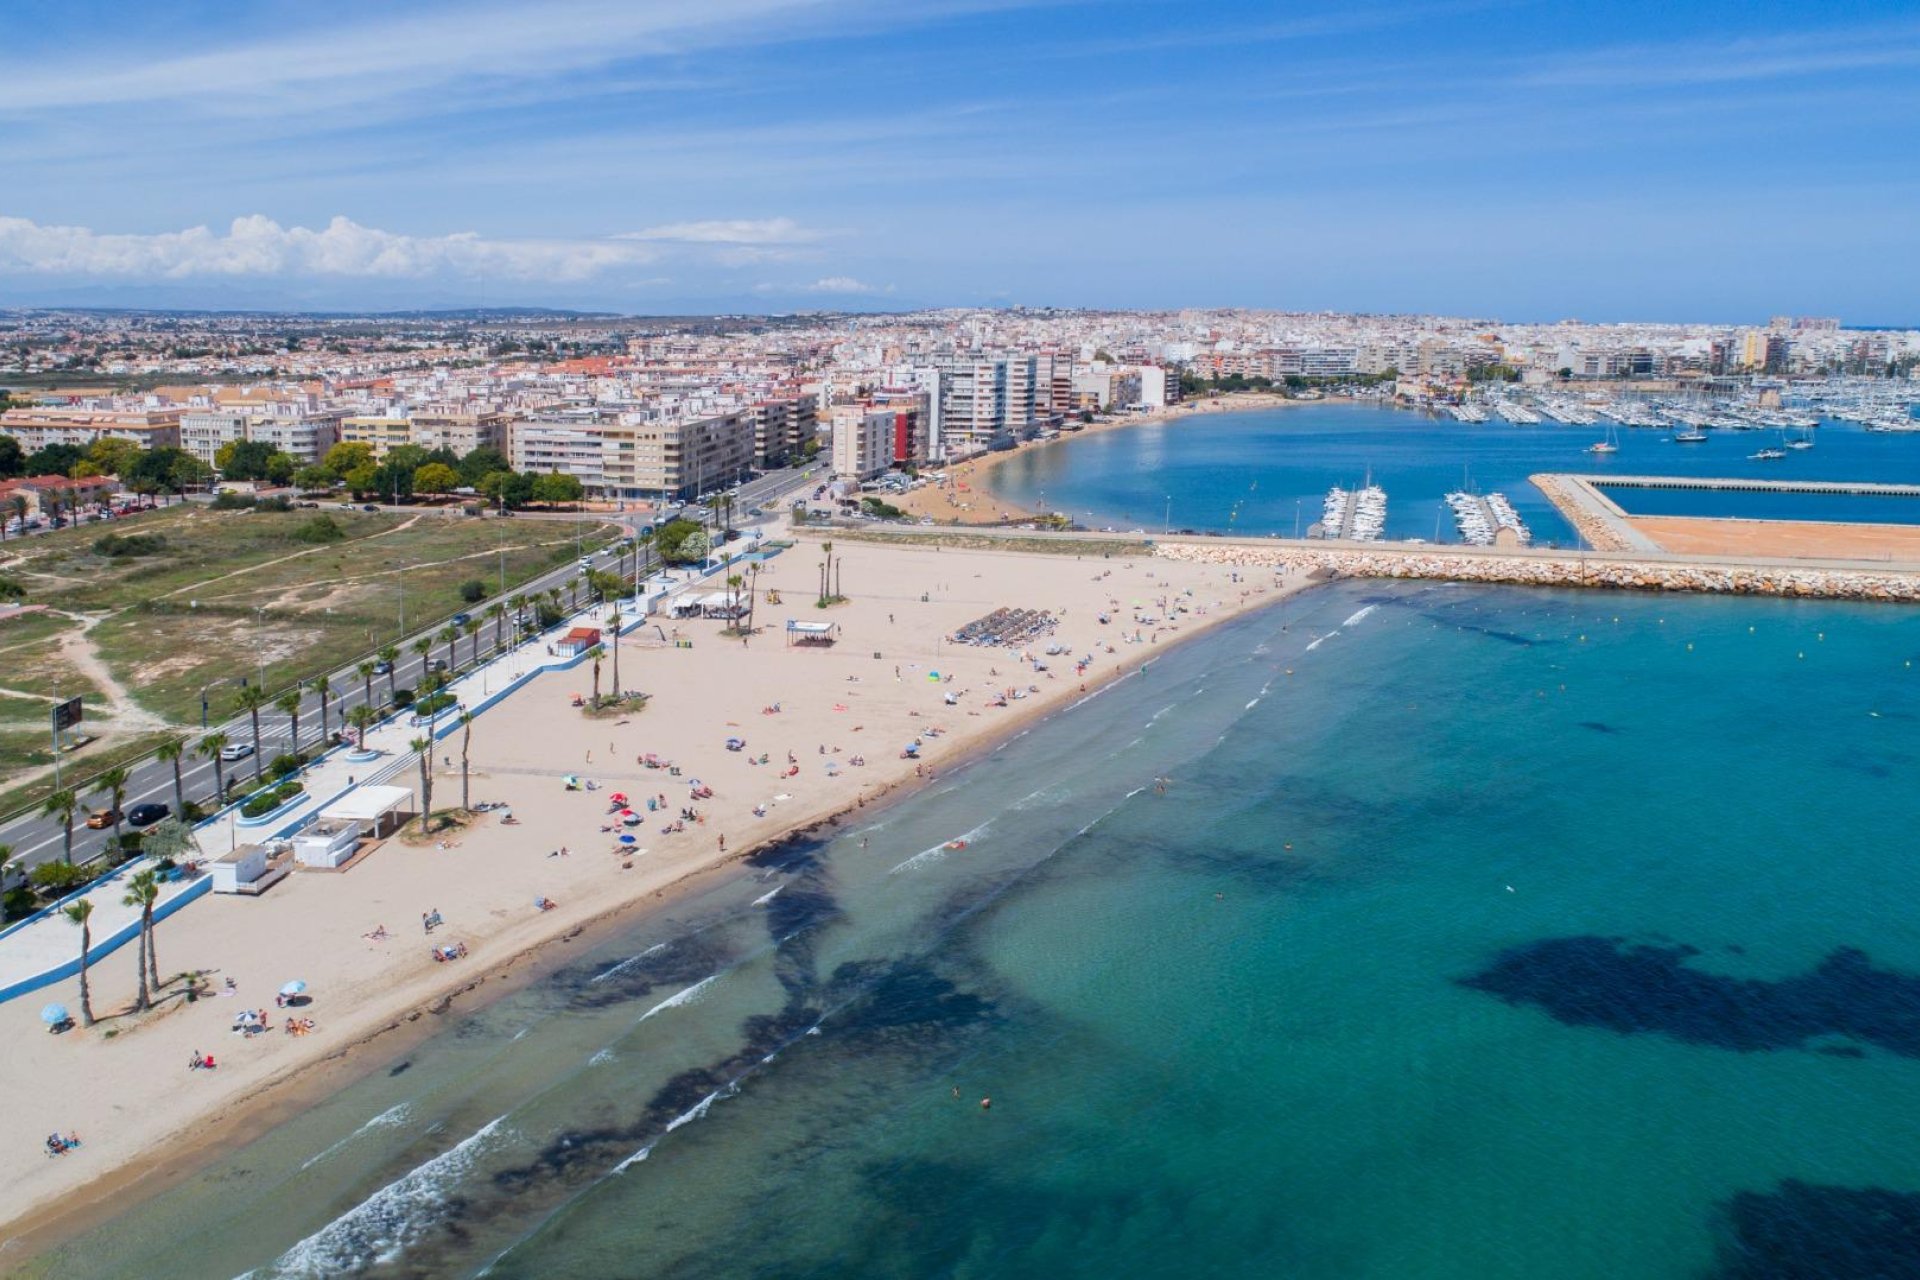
<box><xmin>927</xmin><ymin>354</ymin><xmax>1035</xmax><ymax>454</ymax></box>
<box><xmin>180</xmin><ymin>408</ymin><xmax>340</xmax><ymax>466</ymax></box>
<box><xmin>408</xmin><ymin>406</ymin><xmax>508</xmax><ymax>455</ymax></box>
<box><xmin>747</xmin><ymin>393</ymin><xmax>820</xmax><ymax>469</ymax></box>
<box><xmin>338</xmin><ymin>415</ymin><xmax>414</xmax><ymax>459</ymax></box>
<box><xmin>830</xmin><ymin>405</ymin><xmax>895</xmax><ymax>481</ymax></box>
<box><xmin>0</xmin><ymin>407</ymin><xmax>182</xmax><ymax>453</ymax></box>
<box><xmin>606</xmin><ymin>411</ymin><xmax>756</xmax><ymax>501</ymax></box>
<box><xmin>510</xmin><ymin>420</ymin><xmax>609</xmax><ymax>492</ymax></box>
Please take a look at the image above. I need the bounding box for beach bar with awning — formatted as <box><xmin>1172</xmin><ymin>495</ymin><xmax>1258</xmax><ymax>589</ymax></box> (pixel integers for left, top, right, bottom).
<box><xmin>785</xmin><ymin>619</ymin><xmax>838</xmax><ymax>647</ymax></box>
<box><xmin>317</xmin><ymin>784</ymin><xmax>414</xmax><ymax>844</ymax></box>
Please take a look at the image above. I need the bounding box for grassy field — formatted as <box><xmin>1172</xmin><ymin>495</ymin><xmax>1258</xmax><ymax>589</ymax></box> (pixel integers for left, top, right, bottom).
<box><xmin>0</xmin><ymin>503</ymin><xmax>617</xmax><ymax>813</ymax></box>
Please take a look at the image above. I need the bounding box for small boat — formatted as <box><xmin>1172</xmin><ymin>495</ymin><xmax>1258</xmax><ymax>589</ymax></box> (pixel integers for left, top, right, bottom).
<box><xmin>1672</xmin><ymin>429</ymin><xmax>1707</xmax><ymax>443</ymax></box>
<box><xmin>1585</xmin><ymin>426</ymin><xmax>1620</xmax><ymax>454</ymax></box>
<box><xmin>1750</xmin><ymin>448</ymin><xmax>1786</xmax><ymax>461</ymax></box>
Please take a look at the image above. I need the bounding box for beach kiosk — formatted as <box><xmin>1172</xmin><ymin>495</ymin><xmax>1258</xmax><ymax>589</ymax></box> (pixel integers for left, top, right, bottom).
<box><xmin>209</xmin><ymin>843</ymin><xmax>276</xmax><ymax>895</ymax></box>
<box><xmin>785</xmin><ymin>619</ymin><xmax>838</xmax><ymax>648</ymax></box>
<box><xmin>554</xmin><ymin>626</ymin><xmax>602</xmax><ymax>658</ymax></box>
<box><xmin>291</xmin><ymin>817</ymin><xmax>361</xmax><ymax>869</ymax></box>
<box><xmin>315</xmin><ymin>784</ymin><xmax>414</xmax><ymax>853</ymax></box>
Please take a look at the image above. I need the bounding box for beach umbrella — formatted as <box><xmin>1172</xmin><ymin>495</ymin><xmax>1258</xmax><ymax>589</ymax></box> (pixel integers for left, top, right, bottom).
<box><xmin>40</xmin><ymin>1003</ymin><xmax>69</xmax><ymax>1026</ymax></box>
<box><xmin>564</xmin><ymin>775</ymin><xmax>580</xmax><ymax>788</ymax></box>
<box><xmin>280</xmin><ymin>980</ymin><xmax>307</xmax><ymax>997</ymax></box>
<box><xmin>618</xmin><ymin>834</ymin><xmax>637</xmax><ymax>845</ymax></box>
<box><xmin>623</xmin><ymin>812</ymin><xmax>641</xmax><ymax>826</ymax></box>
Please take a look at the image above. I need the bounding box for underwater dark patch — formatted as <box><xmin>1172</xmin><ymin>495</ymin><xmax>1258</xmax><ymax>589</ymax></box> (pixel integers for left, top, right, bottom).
<box><xmin>388</xmin><ymin>1060</ymin><xmax>411</xmax><ymax>1077</ymax></box>
<box><xmin>829</xmin><ymin>959</ymin><xmax>997</xmax><ymax>1034</ymax></box>
<box><xmin>1713</xmin><ymin>1180</ymin><xmax>1920</xmax><ymax>1279</ymax></box>
<box><xmin>555</xmin><ymin>935</ymin><xmax>734</xmax><ymax>1012</ymax></box>
<box><xmin>746</xmin><ymin>829</ymin><xmax>832</xmax><ymax>874</ymax></box>
<box><xmin>1460</xmin><ymin>936</ymin><xmax>1920</xmax><ymax>1056</ymax></box>
<box><xmin>764</xmin><ymin>879</ymin><xmax>842</xmax><ymax>942</ymax></box>
<box><xmin>1578</xmin><ymin>720</ymin><xmax>1622</xmax><ymax>734</ymax></box>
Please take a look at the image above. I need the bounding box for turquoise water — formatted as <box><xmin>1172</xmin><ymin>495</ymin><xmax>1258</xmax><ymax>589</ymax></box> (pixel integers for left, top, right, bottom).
<box><xmin>30</xmin><ymin>582</ymin><xmax>1920</xmax><ymax>1279</ymax></box>
<box><xmin>1598</xmin><ymin>484</ymin><xmax>1920</xmax><ymax>525</ymax></box>
<box><xmin>985</xmin><ymin>403</ymin><xmax>1920</xmax><ymax>544</ymax></box>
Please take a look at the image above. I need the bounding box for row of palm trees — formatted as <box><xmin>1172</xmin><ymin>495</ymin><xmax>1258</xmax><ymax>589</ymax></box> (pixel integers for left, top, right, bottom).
<box><xmin>56</xmin><ymin>864</ymin><xmax>164</xmax><ymax>1028</ymax></box>
<box><xmin>26</xmin><ymin>543</ymin><xmax>649</xmax><ymax>873</ymax></box>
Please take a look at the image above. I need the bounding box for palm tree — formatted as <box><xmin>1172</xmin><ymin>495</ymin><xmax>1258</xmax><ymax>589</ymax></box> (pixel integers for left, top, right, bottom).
<box><xmin>348</xmin><ymin>703</ymin><xmax>377</xmax><ymax>750</ymax></box>
<box><xmin>410</xmin><ymin>634</ymin><xmax>433</xmax><ymax>683</ymax></box>
<box><xmin>198</xmin><ymin>731</ymin><xmax>230</xmax><ymax>802</ymax></box>
<box><xmin>125</xmin><ymin>868</ymin><xmax>161</xmax><ymax>996</ymax></box>
<box><xmin>818</xmin><ymin>540</ymin><xmax>834</xmax><ymax>605</ymax></box>
<box><xmin>41</xmin><ymin>789</ymin><xmax>78</xmax><ymax>864</ymax></box>
<box><xmin>235</xmin><ymin>685</ymin><xmax>268</xmax><ymax>780</ymax></box>
<box><xmin>568</xmin><ymin>573</ymin><xmax>585</xmax><ymax>611</ymax></box>
<box><xmin>607</xmin><ymin>610</ymin><xmax>622</xmax><ymax>695</ymax></box>
<box><xmin>377</xmin><ymin>644</ymin><xmax>401</xmax><ymax>703</ymax></box>
<box><xmin>275</xmin><ymin>689</ymin><xmax>303</xmax><ymax>760</ymax></box>
<box><xmin>313</xmin><ymin>675</ymin><xmax>333</xmax><ymax>746</ymax></box>
<box><xmin>358</xmin><ymin>660</ymin><xmax>377</xmax><ymax>712</ymax></box>
<box><xmin>506</xmin><ymin>593</ymin><xmax>528</xmax><ymax>644</ymax></box>
<box><xmin>463</xmin><ymin>618</ymin><xmax>482</xmax><ymax>666</ymax></box>
<box><xmin>458</xmin><ymin>711</ymin><xmax>474</xmax><ymax>812</ymax></box>
<box><xmin>487</xmin><ymin>601</ymin><xmax>506</xmax><ymax>653</ymax></box>
<box><xmin>744</xmin><ymin>562</ymin><xmax>761</xmax><ymax>634</ymax></box>
<box><xmin>8</xmin><ymin>494</ymin><xmax>26</xmax><ymax>536</ymax></box>
<box><xmin>62</xmin><ymin>899</ymin><xmax>96</xmax><ymax>1027</ymax></box>
<box><xmin>588</xmin><ymin>644</ymin><xmax>607</xmax><ymax>705</ymax></box>
<box><xmin>437</xmin><ymin>625</ymin><xmax>457</xmax><ymax>672</ymax></box>
<box><xmin>156</xmin><ymin>737</ymin><xmax>187</xmax><ymax>816</ymax></box>
<box><xmin>93</xmin><ymin>765</ymin><xmax>131</xmax><ymax>855</ymax></box>
<box><xmin>410</xmin><ymin>735</ymin><xmax>434</xmax><ymax>833</ymax></box>
<box><xmin>727</xmin><ymin>573</ymin><xmax>744</xmax><ymax>624</ymax></box>
<box><xmin>123</xmin><ymin>877</ymin><xmax>151</xmax><ymax>1013</ymax></box>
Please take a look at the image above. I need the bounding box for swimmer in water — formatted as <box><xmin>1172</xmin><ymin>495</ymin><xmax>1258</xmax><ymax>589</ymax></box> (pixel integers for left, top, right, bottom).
<box><xmin>980</xmin><ymin>1097</ymin><xmax>992</xmax><ymax>1110</ymax></box>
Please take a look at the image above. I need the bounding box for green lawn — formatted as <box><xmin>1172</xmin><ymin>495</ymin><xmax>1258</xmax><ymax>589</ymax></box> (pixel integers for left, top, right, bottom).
<box><xmin>0</xmin><ymin>503</ymin><xmax>619</xmax><ymax>811</ymax></box>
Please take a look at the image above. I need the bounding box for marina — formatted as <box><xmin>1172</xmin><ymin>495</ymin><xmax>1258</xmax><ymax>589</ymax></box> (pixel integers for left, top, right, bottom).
<box><xmin>1444</xmin><ymin>490</ymin><xmax>1531</xmax><ymax>545</ymax></box>
<box><xmin>1320</xmin><ymin>483</ymin><xmax>1387</xmax><ymax>540</ymax></box>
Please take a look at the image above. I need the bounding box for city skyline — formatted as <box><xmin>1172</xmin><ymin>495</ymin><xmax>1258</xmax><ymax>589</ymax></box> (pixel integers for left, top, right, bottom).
<box><xmin>2</xmin><ymin>0</ymin><xmax>1918</xmax><ymax>319</ymax></box>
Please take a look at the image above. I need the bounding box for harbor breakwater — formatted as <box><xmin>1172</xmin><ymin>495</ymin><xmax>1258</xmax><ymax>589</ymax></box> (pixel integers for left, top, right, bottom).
<box><xmin>1154</xmin><ymin>540</ymin><xmax>1920</xmax><ymax>603</ymax></box>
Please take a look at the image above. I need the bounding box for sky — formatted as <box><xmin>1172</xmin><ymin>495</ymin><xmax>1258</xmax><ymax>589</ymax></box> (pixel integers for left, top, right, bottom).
<box><xmin>0</xmin><ymin>0</ymin><xmax>1916</xmax><ymax>320</ymax></box>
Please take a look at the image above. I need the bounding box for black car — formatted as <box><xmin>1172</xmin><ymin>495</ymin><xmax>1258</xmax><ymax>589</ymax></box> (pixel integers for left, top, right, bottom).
<box><xmin>362</xmin><ymin>504</ymin><xmax>379</xmax><ymax>512</ymax></box>
<box><xmin>127</xmin><ymin>802</ymin><xmax>170</xmax><ymax>828</ymax></box>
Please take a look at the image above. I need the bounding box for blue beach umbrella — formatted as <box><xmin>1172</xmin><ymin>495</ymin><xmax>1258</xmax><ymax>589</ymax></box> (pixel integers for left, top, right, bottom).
<box><xmin>279</xmin><ymin>980</ymin><xmax>307</xmax><ymax>997</ymax></box>
<box><xmin>40</xmin><ymin>1003</ymin><xmax>70</xmax><ymax>1026</ymax></box>
<box><xmin>618</xmin><ymin>834</ymin><xmax>637</xmax><ymax>845</ymax></box>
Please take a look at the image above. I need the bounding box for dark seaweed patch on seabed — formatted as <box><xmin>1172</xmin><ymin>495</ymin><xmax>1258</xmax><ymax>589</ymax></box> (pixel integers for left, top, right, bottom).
<box><xmin>1460</xmin><ymin>936</ymin><xmax>1920</xmax><ymax>1056</ymax></box>
<box><xmin>1714</xmin><ymin>1180</ymin><xmax>1920</xmax><ymax>1280</ymax></box>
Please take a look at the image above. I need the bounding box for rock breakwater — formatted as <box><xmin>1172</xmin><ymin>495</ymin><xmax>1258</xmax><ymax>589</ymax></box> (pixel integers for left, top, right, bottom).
<box><xmin>1154</xmin><ymin>542</ymin><xmax>1920</xmax><ymax>603</ymax></box>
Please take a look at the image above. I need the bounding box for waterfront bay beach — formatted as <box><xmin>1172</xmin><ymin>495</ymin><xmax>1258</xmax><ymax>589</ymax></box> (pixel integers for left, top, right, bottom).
<box><xmin>0</xmin><ymin>532</ymin><xmax>1302</xmax><ymax>1250</ymax></box>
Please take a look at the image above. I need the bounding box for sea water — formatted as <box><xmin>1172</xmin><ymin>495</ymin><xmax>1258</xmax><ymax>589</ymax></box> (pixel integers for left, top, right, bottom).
<box><xmin>26</xmin><ymin>582</ymin><xmax>1920</xmax><ymax>1279</ymax></box>
<box><xmin>984</xmin><ymin>402</ymin><xmax>1920</xmax><ymax>544</ymax></box>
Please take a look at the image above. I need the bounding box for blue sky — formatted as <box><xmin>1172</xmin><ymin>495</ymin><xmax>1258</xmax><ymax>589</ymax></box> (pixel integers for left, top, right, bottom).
<box><xmin>1</xmin><ymin>0</ymin><xmax>1916</xmax><ymax>319</ymax></box>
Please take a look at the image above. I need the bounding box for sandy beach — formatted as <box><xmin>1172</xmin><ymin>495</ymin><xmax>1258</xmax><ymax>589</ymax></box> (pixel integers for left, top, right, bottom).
<box><xmin>892</xmin><ymin>392</ymin><xmax>1324</xmax><ymax>526</ymax></box>
<box><xmin>0</xmin><ymin>530</ymin><xmax>1312</xmax><ymax>1249</ymax></box>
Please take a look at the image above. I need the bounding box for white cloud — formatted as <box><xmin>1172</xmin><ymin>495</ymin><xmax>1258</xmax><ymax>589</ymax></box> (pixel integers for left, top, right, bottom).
<box><xmin>807</xmin><ymin>276</ymin><xmax>889</xmax><ymax>294</ymax></box>
<box><xmin>0</xmin><ymin>214</ymin><xmax>657</xmax><ymax>281</ymax></box>
<box><xmin>621</xmin><ymin>217</ymin><xmax>824</xmax><ymax>245</ymax></box>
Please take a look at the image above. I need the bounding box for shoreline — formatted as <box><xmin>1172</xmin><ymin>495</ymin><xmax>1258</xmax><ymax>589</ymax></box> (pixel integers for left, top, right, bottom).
<box><xmin>0</xmin><ymin>533</ymin><xmax>1317</xmax><ymax>1261</ymax></box>
<box><xmin>894</xmin><ymin>392</ymin><xmax>1334</xmax><ymax>526</ymax></box>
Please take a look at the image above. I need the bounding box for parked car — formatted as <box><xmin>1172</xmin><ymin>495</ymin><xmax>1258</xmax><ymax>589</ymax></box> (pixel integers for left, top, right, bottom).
<box><xmin>362</xmin><ymin>504</ymin><xmax>379</xmax><ymax>512</ymax></box>
<box><xmin>85</xmin><ymin>807</ymin><xmax>122</xmax><ymax>830</ymax></box>
<box><xmin>219</xmin><ymin>742</ymin><xmax>255</xmax><ymax>762</ymax></box>
<box><xmin>127</xmin><ymin>803</ymin><xmax>170</xmax><ymax>828</ymax></box>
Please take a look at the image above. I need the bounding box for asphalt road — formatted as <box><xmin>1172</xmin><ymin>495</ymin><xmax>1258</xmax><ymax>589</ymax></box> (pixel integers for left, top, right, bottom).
<box><xmin>0</xmin><ymin>468</ymin><xmax>814</xmax><ymax>879</ymax></box>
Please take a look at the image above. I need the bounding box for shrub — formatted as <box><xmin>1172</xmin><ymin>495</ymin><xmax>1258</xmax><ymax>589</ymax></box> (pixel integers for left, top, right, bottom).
<box><xmin>535</xmin><ymin>603</ymin><xmax>564</xmax><ymax>629</ymax></box>
<box><xmin>210</xmin><ymin>491</ymin><xmax>256</xmax><ymax>510</ymax></box>
<box><xmin>458</xmin><ymin>578</ymin><xmax>488</xmax><ymax>602</ymax></box>
<box><xmin>292</xmin><ymin>515</ymin><xmax>344</xmax><ymax>544</ymax></box>
<box><xmin>268</xmin><ymin>752</ymin><xmax>303</xmax><ymax>779</ymax></box>
<box><xmin>93</xmin><ymin>531</ymin><xmax>169</xmax><ymax>557</ymax></box>
<box><xmin>0</xmin><ymin>577</ymin><xmax>24</xmax><ymax>602</ymax></box>
<box><xmin>30</xmin><ymin>861</ymin><xmax>93</xmax><ymax>895</ymax></box>
<box><xmin>391</xmin><ymin>688</ymin><xmax>415</xmax><ymax>708</ymax></box>
<box><xmin>240</xmin><ymin>781</ymin><xmax>303</xmax><ymax>818</ymax></box>
<box><xmin>3</xmin><ymin>886</ymin><xmax>35</xmax><ymax>921</ymax></box>
<box><xmin>256</xmin><ymin>495</ymin><xmax>294</xmax><ymax>513</ymax></box>
<box><xmin>413</xmin><ymin>691</ymin><xmax>457</xmax><ymax>717</ymax></box>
